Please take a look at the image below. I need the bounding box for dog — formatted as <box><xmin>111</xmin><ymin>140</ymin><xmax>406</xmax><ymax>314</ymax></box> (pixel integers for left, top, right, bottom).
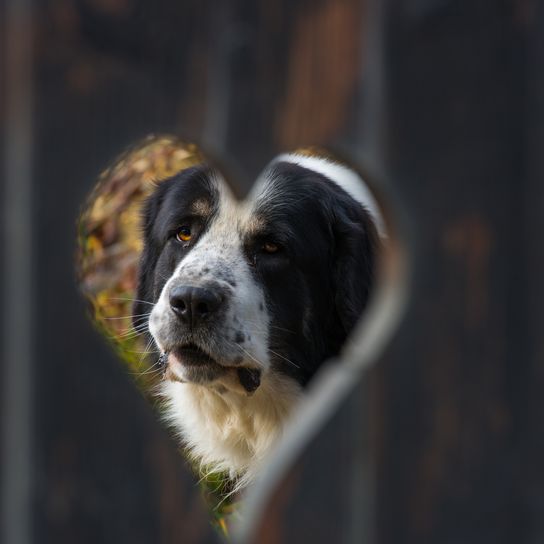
<box><xmin>133</xmin><ymin>153</ymin><xmax>383</xmax><ymax>490</ymax></box>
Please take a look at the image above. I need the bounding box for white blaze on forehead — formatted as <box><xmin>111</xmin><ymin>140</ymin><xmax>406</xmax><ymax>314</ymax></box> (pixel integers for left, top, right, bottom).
<box><xmin>205</xmin><ymin>176</ymin><xmax>258</xmax><ymax>233</ymax></box>
<box><xmin>271</xmin><ymin>153</ymin><xmax>386</xmax><ymax>237</ymax></box>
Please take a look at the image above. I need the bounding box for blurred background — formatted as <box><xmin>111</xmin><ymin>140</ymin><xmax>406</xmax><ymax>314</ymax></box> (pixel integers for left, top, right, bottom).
<box><xmin>2</xmin><ymin>0</ymin><xmax>544</xmax><ymax>543</ymax></box>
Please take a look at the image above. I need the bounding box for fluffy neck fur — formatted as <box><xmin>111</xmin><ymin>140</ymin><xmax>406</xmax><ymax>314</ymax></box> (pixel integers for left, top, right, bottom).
<box><xmin>160</xmin><ymin>373</ymin><xmax>302</xmax><ymax>490</ymax></box>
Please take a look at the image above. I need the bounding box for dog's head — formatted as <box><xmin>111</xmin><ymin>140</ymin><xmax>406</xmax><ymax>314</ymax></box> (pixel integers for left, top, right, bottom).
<box><xmin>134</xmin><ymin>154</ymin><xmax>382</xmax><ymax>395</ymax></box>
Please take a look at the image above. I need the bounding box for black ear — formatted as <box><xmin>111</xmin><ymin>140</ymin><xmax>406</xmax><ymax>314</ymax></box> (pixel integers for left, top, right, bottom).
<box><xmin>332</xmin><ymin>194</ymin><xmax>380</xmax><ymax>336</ymax></box>
<box><xmin>132</xmin><ymin>184</ymin><xmax>167</xmax><ymax>330</ymax></box>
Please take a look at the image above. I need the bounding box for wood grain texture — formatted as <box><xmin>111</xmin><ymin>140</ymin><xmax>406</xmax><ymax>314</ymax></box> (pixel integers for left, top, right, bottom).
<box><xmin>376</xmin><ymin>2</ymin><xmax>530</xmax><ymax>542</ymax></box>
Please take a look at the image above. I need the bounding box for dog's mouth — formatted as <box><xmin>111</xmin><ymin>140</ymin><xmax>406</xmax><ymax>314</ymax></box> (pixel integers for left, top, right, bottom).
<box><xmin>163</xmin><ymin>343</ymin><xmax>262</xmax><ymax>394</ymax></box>
<box><xmin>171</xmin><ymin>343</ymin><xmax>217</xmax><ymax>366</ymax></box>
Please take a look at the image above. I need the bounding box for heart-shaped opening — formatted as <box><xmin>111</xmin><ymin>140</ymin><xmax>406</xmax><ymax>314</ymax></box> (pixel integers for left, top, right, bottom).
<box><xmin>77</xmin><ymin>135</ymin><xmax>403</xmax><ymax>537</ymax></box>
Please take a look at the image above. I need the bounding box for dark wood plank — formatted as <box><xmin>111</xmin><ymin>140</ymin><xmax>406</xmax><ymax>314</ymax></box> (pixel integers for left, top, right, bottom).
<box><xmin>376</xmin><ymin>2</ymin><xmax>530</xmax><ymax>542</ymax></box>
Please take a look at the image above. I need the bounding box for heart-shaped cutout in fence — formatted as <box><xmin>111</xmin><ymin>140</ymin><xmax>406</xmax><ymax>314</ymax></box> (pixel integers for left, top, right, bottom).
<box><xmin>77</xmin><ymin>135</ymin><xmax>396</xmax><ymax>535</ymax></box>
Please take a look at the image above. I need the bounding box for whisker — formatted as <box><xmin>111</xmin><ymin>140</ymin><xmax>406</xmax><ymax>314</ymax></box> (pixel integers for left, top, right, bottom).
<box><xmin>128</xmin><ymin>352</ymin><xmax>165</xmax><ymax>377</ymax></box>
<box><xmin>128</xmin><ymin>366</ymin><xmax>163</xmax><ymax>377</ymax></box>
<box><xmin>268</xmin><ymin>348</ymin><xmax>300</xmax><ymax>369</ymax></box>
<box><xmin>101</xmin><ymin>313</ymin><xmax>151</xmax><ymax>320</ymax></box>
<box><xmin>119</xmin><ymin>322</ymin><xmax>148</xmax><ymax>329</ymax></box>
<box><xmin>138</xmin><ymin>337</ymin><xmax>156</xmax><ymax>365</ymax></box>
<box><xmin>109</xmin><ymin>332</ymin><xmax>141</xmax><ymax>341</ymax></box>
<box><xmin>114</xmin><ymin>323</ymin><xmax>147</xmax><ymax>339</ymax></box>
<box><xmin>229</xmin><ymin>318</ymin><xmax>297</xmax><ymax>336</ymax></box>
<box><xmin>233</xmin><ymin>343</ymin><xmax>265</xmax><ymax>368</ymax></box>
<box><xmin>109</xmin><ymin>297</ymin><xmax>155</xmax><ymax>306</ymax></box>
<box><xmin>269</xmin><ymin>325</ymin><xmax>297</xmax><ymax>335</ymax></box>
<box><xmin>131</xmin><ymin>366</ymin><xmax>162</xmax><ymax>377</ymax></box>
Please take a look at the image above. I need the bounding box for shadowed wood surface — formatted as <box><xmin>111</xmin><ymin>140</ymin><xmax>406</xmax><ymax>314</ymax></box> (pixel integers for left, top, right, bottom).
<box><xmin>1</xmin><ymin>0</ymin><xmax>543</xmax><ymax>543</ymax></box>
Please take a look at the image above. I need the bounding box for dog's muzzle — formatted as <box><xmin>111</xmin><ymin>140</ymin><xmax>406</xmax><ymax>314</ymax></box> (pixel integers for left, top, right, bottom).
<box><xmin>154</xmin><ymin>282</ymin><xmax>263</xmax><ymax>394</ymax></box>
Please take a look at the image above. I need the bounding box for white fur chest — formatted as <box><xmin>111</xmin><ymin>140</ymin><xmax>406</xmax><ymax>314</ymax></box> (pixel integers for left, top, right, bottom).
<box><xmin>160</xmin><ymin>373</ymin><xmax>302</xmax><ymax>489</ymax></box>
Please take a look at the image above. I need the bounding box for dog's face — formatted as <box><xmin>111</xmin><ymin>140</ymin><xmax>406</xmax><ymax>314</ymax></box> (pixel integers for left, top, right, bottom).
<box><xmin>134</xmin><ymin>156</ymin><xmax>380</xmax><ymax>397</ymax></box>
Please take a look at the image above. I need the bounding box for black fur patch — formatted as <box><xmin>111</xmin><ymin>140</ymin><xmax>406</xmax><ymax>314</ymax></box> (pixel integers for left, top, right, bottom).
<box><xmin>133</xmin><ymin>165</ymin><xmax>219</xmax><ymax>328</ymax></box>
<box><xmin>244</xmin><ymin>162</ymin><xmax>379</xmax><ymax>385</ymax></box>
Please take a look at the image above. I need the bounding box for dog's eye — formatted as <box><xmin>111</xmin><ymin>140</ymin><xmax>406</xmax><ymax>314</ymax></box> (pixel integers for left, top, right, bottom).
<box><xmin>262</xmin><ymin>242</ymin><xmax>280</xmax><ymax>254</ymax></box>
<box><xmin>176</xmin><ymin>226</ymin><xmax>192</xmax><ymax>243</ymax></box>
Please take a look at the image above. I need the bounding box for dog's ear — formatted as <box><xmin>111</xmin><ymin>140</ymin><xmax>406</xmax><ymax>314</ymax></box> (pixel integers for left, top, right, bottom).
<box><xmin>132</xmin><ymin>185</ymin><xmax>166</xmax><ymax>330</ymax></box>
<box><xmin>331</xmin><ymin>191</ymin><xmax>380</xmax><ymax>336</ymax></box>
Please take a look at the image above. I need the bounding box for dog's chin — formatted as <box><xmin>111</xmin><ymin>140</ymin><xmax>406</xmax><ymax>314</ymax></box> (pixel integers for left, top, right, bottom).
<box><xmin>163</xmin><ymin>344</ymin><xmax>263</xmax><ymax>395</ymax></box>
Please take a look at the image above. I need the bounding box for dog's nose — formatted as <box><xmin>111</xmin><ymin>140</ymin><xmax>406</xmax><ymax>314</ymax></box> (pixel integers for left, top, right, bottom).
<box><xmin>169</xmin><ymin>286</ymin><xmax>223</xmax><ymax>326</ymax></box>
